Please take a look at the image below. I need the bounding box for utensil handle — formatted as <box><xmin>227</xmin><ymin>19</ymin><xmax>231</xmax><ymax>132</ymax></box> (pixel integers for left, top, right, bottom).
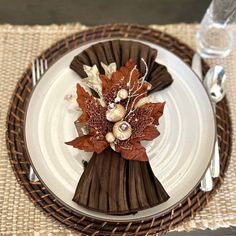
<box><xmin>200</xmin><ymin>168</ymin><xmax>213</xmax><ymax>192</ymax></box>
<box><xmin>211</xmin><ymin>138</ymin><xmax>220</xmax><ymax>177</ymax></box>
<box><xmin>210</xmin><ymin>103</ymin><xmax>220</xmax><ymax>178</ymax></box>
<box><xmin>28</xmin><ymin>166</ymin><xmax>39</xmax><ymax>182</ymax></box>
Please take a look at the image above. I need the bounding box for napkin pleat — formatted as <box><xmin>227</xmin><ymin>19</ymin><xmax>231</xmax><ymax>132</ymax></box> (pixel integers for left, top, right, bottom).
<box><xmin>134</xmin><ymin>161</ymin><xmax>149</xmax><ymax>209</ymax></box>
<box><xmin>72</xmin><ymin>156</ymin><xmax>94</xmax><ymax>206</ymax></box>
<box><xmin>70</xmin><ymin>40</ymin><xmax>173</xmax><ymax>93</ymax></box>
<box><xmin>108</xmin><ymin>151</ymin><xmax>118</xmax><ymax>212</ymax></box>
<box><xmin>118</xmin><ymin>156</ymin><xmax>129</xmax><ymax>212</ymax></box>
<box><xmin>72</xmin><ymin>148</ymin><xmax>170</xmax><ymax>215</ymax></box>
<box><xmin>127</xmin><ymin>159</ymin><xmax>139</xmax><ymax>211</ymax></box>
<box><xmin>88</xmin><ymin>164</ymin><xmax>100</xmax><ymax>209</ymax></box>
<box><xmin>141</xmin><ymin>162</ymin><xmax>158</xmax><ymax>206</ymax></box>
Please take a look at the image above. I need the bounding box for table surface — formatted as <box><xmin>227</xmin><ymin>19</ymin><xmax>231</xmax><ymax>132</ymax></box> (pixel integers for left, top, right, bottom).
<box><xmin>0</xmin><ymin>1</ymin><xmax>235</xmax><ymax>235</ymax></box>
<box><xmin>0</xmin><ymin>0</ymin><xmax>211</xmax><ymax>25</ymax></box>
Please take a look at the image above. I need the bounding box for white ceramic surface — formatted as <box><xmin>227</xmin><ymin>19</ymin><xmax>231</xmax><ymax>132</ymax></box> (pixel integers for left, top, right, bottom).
<box><xmin>25</xmin><ymin>38</ymin><xmax>215</xmax><ymax>222</ymax></box>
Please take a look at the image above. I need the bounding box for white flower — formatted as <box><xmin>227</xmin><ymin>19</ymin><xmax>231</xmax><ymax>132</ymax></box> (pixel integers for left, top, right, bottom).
<box><xmin>83</xmin><ymin>64</ymin><xmax>100</xmax><ymax>78</ymax></box>
<box><xmin>83</xmin><ymin>63</ymin><xmax>117</xmax><ymax>99</ymax></box>
<box><xmin>101</xmin><ymin>62</ymin><xmax>117</xmax><ymax>78</ymax></box>
<box><xmin>83</xmin><ymin>64</ymin><xmax>103</xmax><ymax>98</ymax></box>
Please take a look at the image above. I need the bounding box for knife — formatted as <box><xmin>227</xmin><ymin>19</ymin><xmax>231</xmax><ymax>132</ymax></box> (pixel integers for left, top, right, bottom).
<box><xmin>191</xmin><ymin>53</ymin><xmax>203</xmax><ymax>80</ymax></box>
<box><xmin>191</xmin><ymin>53</ymin><xmax>213</xmax><ymax>192</ymax></box>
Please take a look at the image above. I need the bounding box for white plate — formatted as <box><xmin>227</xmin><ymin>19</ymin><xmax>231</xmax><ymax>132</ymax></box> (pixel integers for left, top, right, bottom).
<box><xmin>25</xmin><ymin>38</ymin><xmax>215</xmax><ymax>222</ymax></box>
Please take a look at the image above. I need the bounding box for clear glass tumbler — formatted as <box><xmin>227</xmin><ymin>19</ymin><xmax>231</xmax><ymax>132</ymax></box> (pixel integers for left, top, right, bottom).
<box><xmin>196</xmin><ymin>0</ymin><xmax>236</xmax><ymax>58</ymax></box>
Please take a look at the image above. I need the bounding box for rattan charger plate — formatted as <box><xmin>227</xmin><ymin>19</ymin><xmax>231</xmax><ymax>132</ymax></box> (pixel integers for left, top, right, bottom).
<box><xmin>6</xmin><ymin>24</ymin><xmax>232</xmax><ymax>236</ymax></box>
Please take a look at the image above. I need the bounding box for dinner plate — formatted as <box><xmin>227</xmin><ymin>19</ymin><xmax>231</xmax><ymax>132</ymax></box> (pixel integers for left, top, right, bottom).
<box><xmin>25</xmin><ymin>38</ymin><xmax>215</xmax><ymax>222</ymax></box>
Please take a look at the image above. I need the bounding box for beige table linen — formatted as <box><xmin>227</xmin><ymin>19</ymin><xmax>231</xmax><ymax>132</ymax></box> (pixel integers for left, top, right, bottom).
<box><xmin>0</xmin><ymin>23</ymin><xmax>235</xmax><ymax>235</ymax></box>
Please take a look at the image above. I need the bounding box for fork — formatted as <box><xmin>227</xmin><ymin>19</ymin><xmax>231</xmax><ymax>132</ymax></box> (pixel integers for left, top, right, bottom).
<box><xmin>28</xmin><ymin>59</ymin><xmax>48</xmax><ymax>182</ymax></box>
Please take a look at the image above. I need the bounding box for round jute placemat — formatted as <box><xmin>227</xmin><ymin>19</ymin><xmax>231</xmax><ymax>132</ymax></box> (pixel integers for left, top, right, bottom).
<box><xmin>6</xmin><ymin>24</ymin><xmax>232</xmax><ymax>236</ymax></box>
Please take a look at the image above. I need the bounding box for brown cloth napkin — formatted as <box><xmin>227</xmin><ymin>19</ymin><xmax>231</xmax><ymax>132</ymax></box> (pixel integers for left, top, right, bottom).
<box><xmin>70</xmin><ymin>40</ymin><xmax>173</xmax><ymax>215</ymax></box>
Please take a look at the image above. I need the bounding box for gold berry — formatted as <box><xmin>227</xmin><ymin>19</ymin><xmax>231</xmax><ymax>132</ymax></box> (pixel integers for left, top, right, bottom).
<box><xmin>105</xmin><ymin>132</ymin><xmax>115</xmax><ymax>143</ymax></box>
<box><xmin>113</xmin><ymin>121</ymin><xmax>132</xmax><ymax>141</ymax></box>
<box><xmin>117</xmin><ymin>89</ymin><xmax>128</xmax><ymax>100</ymax></box>
<box><xmin>106</xmin><ymin>104</ymin><xmax>126</xmax><ymax>122</ymax></box>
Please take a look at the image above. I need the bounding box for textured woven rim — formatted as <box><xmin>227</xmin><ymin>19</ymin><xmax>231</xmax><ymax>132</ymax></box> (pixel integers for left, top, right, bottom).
<box><xmin>6</xmin><ymin>24</ymin><xmax>232</xmax><ymax>236</ymax></box>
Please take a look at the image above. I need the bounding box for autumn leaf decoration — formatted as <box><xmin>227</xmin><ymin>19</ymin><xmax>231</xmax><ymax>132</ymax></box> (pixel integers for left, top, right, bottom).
<box><xmin>66</xmin><ymin>59</ymin><xmax>165</xmax><ymax>161</ymax></box>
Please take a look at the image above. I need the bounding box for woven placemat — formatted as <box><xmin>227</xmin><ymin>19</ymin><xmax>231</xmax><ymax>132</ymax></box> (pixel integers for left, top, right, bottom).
<box><xmin>0</xmin><ymin>23</ymin><xmax>235</xmax><ymax>233</ymax></box>
<box><xmin>4</xmin><ymin>24</ymin><xmax>232</xmax><ymax>235</ymax></box>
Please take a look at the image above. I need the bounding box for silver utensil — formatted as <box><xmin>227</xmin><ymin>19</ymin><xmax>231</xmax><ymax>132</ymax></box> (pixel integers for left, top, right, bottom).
<box><xmin>200</xmin><ymin>168</ymin><xmax>213</xmax><ymax>192</ymax></box>
<box><xmin>203</xmin><ymin>66</ymin><xmax>226</xmax><ymax>103</ymax></box>
<box><xmin>191</xmin><ymin>53</ymin><xmax>213</xmax><ymax>192</ymax></box>
<box><xmin>191</xmin><ymin>53</ymin><xmax>203</xmax><ymax>79</ymax></box>
<box><xmin>29</xmin><ymin>59</ymin><xmax>48</xmax><ymax>182</ymax></box>
<box><xmin>204</xmin><ymin>65</ymin><xmax>226</xmax><ymax>178</ymax></box>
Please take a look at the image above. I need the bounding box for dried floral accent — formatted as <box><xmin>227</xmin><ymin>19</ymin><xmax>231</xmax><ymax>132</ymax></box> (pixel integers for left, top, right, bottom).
<box><xmin>83</xmin><ymin>65</ymin><xmax>102</xmax><ymax>98</ymax></box>
<box><xmin>101</xmin><ymin>62</ymin><xmax>117</xmax><ymax>78</ymax></box>
<box><xmin>66</xmin><ymin>59</ymin><xmax>165</xmax><ymax>161</ymax></box>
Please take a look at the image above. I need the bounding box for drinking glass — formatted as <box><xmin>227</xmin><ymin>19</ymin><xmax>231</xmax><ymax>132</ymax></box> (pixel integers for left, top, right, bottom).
<box><xmin>196</xmin><ymin>0</ymin><xmax>236</xmax><ymax>58</ymax></box>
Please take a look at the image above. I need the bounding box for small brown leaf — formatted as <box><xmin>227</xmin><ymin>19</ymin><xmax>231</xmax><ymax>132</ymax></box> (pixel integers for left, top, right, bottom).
<box><xmin>133</xmin><ymin>125</ymin><xmax>160</xmax><ymax>142</ymax></box>
<box><xmin>99</xmin><ymin>74</ymin><xmax>110</xmax><ymax>94</ymax></box>
<box><xmin>119</xmin><ymin>60</ymin><xmax>140</xmax><ymax>90</ymax></box>
<box><xmin>137</xmin><ymin>102</ymin><xmax>165</xmax><ymax>125</ymax></box>
<box><xmin>93</xmin><ymin>139</ymin><xmax>109</xmax><ymax>153</ymax></box>
<box><xmin>76</xmin><ymin>83</ymin><xmax>93</xmax><ymax>122</ymax></box>
<box><xmin>65</xmin><ymin>135</ymin><xmax>95</xmax><ymax>152</ymax></box>
<box><xmin>66</xmin><ymin>135</ymin><xmax>108</xmax><ymax>154</ymax></box>
<box><xmin>117</xmin><ymin>142</ymin><xmax>149</xmax><ymax>161</ymax></box>
<box><xmin>110</xmin><ymin>70</ymin><xmax>125</xmax><ymax>85</ymax></box>
<box><xmin>150</xmin><ymin>102</ymin><xmax>165</xmax><ymax>125</ymax></box>
<box><xmin>142</xmin><ymin>125</ymin><xmax>160</xmax><ymax>140</ymax></box>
